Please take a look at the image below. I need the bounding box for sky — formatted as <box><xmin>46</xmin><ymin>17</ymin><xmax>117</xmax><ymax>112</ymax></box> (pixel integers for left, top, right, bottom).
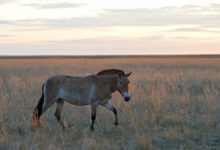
<box><xmin>0</xmin><ymin>0</ymin><xmax>220</xmax><ymax>55</ymax></box>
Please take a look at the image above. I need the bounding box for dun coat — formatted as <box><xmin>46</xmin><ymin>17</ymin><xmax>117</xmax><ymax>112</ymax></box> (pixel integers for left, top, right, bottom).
<box><xmin>32</xmin><ymin>69</ymin><xmax>132</xmax><ymax>130</ymax></box>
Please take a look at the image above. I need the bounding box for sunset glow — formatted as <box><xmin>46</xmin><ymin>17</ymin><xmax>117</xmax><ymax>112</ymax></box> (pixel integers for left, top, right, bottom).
<box><xmin>0</xmin><ymin>0</ymin><xmax>220</xmax><ymax>55</ymax></box>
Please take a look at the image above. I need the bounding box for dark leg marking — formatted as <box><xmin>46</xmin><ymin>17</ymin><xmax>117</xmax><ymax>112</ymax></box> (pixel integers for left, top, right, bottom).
<box><xmin>112</xmin><ymin>107</ymin><xmax>118</xmax><ymax>125</ymax></box>
<box><xmin>113</xmin><ymin>107</ymin><xmax>117</xmax><ymax>115</ymax></box>
<box><xmin>102</xmin><ymin>103</ymin><xmax>118</xmax><ymax>126</ymax></box>
<box><xmin>91</xmin><ymin>114</ymin><xmax>96</xmax><ymax>124</ymax></box>
<box><xmin>90</xmin><ymin>105</ymin><xmax>97</xmax><ymax>131</ymax></box>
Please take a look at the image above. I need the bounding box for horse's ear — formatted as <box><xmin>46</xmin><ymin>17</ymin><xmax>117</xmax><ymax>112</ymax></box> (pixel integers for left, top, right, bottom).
<box><xmin>125</xmin><ymin>72</ymin><xmax>132</xmax><ymax>77</ymax></box>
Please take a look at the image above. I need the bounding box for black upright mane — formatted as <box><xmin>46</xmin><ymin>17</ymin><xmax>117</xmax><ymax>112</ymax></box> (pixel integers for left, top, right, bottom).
<box><xmin>97</xmin><ymin>69</ymin><xmax>125</xmax><ymax>76</ymax></box>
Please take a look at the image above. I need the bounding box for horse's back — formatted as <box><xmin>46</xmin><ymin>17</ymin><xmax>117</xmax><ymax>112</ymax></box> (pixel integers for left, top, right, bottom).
<box><xmin>45</xmin><ymin>74</ymin><xmax>96</xmax><ymax>93</ymax></box>
<box><xmin>45</xmin><ymin>75</ymin><xmax>90</xmax><ymax>86</ymax></box>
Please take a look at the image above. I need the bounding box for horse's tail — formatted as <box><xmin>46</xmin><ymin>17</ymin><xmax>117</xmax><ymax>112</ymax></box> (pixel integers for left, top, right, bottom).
<box><xmin>32</xmin><ymin>83</ymin><xmax>45</xmax><ymax>126</ymax></box>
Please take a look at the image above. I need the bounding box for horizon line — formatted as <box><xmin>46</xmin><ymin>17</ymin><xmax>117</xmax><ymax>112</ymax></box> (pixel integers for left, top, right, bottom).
<box><xmin>1</xmin><ymin>54</ymin><xmax>220</xmax><ymax>59</ymax></box>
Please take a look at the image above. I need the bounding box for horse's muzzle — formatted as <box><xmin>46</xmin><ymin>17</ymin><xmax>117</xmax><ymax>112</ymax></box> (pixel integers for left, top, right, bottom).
<box><xmin>123</xmin><ymin>92</ymin><xmax>131</xmax><ymax>102</ymax></box>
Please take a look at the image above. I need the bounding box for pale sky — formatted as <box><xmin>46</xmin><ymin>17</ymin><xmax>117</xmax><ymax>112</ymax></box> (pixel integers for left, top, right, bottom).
<box><xmin>0</xmin><ymin>0</ymin><xmax>220</xmax><ymax>55</ymax></box>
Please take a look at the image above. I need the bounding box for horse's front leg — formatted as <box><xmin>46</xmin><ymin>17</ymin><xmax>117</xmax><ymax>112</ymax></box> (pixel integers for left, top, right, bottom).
<box><xmin>102</xmin><ymin>102</ymin><xmax>118</xmax><ymax>125</ymax></box>
<box><xmin>90</xmin><ymin>105</ymin><xmax>97</xmax><ymax>131</ymax></box>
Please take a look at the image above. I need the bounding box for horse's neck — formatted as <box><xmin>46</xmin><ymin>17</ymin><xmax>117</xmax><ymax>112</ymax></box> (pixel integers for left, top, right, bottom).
<box><xmin>96</xmin><ymin>75</ymin><xmax>118</xmax><ymax>93</ymax></box>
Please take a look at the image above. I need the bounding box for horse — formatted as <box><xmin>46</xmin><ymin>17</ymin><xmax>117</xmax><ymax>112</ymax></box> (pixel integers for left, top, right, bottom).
<box><xmin>32</xmin><ymin>70</ymin><xmax>132</xmax><ymax>130</ymax></box>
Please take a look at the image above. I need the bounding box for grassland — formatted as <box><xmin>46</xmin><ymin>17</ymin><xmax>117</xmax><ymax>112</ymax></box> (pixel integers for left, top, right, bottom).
<box><xmin>0</xmin><ymin>56</ymin><xmax>220</xmax><ymax>150</ymax></box>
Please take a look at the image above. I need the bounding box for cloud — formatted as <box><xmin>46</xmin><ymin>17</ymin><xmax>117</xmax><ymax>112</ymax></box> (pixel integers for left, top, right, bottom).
<box><xmin>0</xmin><ymin>0</ymin><xmax>16</xmax><ymax>5</ymax></box>
<box><xmin>21</xmin><ymin>2</ymin><xmax>84</xmax><ymax>9</ymax></box>
<box><xmin>0</xmin><ymin>34</ymin><xmax>12</xmax><ymax>37</ymax></box>
<box><xmin>172</xmin><ymin>36</ymin><xmax>192</xmax><ymax>40</ymax></box>
<box><xmin>170</xmin><ymin>27</ymin><xmax>220</xmax><ymax>33</ymax></box>
<box><xmin>171</xmin><ymin>27</ymin><xmax>204</xmax><ymax>32</ymax></box>
<box><xmin>207</xmin><ymin>3</ymin><xmax>220</xmax><ymax>12</ymax></box>
<box><xmin>0</xmin><ymin>19</ymin><xmax>42</xmax><ymax>26</ymax></box>
<box><xmin>1</xmin><ymin>4</ymin><xmax>220</xmax><ymax>28</ymax></box>
<box><xmin>142</xmin><ymin>36</ymin><xmax>164</xmax><ymax>40</ymax></box>
<box><xmin>37</xmin><ymin>3</ymin><xmax>220</xmax><ymax>28</ymax></box>
<box><xmin>0</xmin><ymin>21</ymin><xmax>11</xmax><ymax>24</ymax></box>
<box><xmin>1</xmin><ymin>36</ymin><xmax>219</xmax><ymax>55</ymax></box>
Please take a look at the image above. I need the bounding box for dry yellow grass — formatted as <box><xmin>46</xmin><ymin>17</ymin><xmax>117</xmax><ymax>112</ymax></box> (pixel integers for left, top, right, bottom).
<box><xmin>0</xmin><ymin>56</ymin><xmax>220</xmax><ymax>149</ymax></box>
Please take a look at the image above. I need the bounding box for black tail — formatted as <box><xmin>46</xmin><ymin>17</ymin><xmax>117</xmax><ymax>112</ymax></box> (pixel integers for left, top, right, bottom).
<box><xmin>35</xmin><ymin>83</ymin><xmax>45</xmax><ymax>118</ymax></box>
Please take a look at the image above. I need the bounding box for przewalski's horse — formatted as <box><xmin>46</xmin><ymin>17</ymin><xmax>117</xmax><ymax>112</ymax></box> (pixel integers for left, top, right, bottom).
<box><xmin>32</xmin><ymin>70</ymin><xmax>132</xmax><ymax>130</ymax></box>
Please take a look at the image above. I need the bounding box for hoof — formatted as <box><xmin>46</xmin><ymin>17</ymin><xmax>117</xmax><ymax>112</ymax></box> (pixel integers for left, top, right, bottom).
<box><xmin>90</xmin><ymin>126</ymin><xmax>94</xmax><ymax>131</ymax></box>
<box><xmin>60</xmin><ymin>122</ymin><xmax>66</xmax><ymax>131</ymax></box>
<box><xmin>62</xmin><ymin>126</ymin><xmax>65</xmax><ymax>131</ymax></box>
<box><xmin>114</xmin><ymin>122</ymin><xmax>118</xmax><ymax>126</ymax></box>
<box><xmin>32</xmin><ymin>117</ymin><xmax>41</xmax><ymax>128</ymax></box>
<box><xmin>32</xmin><ymin>120</ymin><xmax>41</xmax><ymax>128</ymax></box>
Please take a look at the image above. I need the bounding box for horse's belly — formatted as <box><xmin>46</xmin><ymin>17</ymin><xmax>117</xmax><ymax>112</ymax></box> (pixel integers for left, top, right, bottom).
<box><xmin>65</xmin><ymin>96</ymin><xmax>89</xmax><ymax>106</ymax></box>
<box><xmin>58</xmin><ymin>88</ymin><xmax>89</xmax><ymax>106</ymax></box>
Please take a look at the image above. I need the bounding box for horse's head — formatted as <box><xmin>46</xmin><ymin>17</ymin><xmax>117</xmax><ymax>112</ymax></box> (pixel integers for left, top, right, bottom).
<box><xmin>117</xmin><ymin>72</ymin><xmax>132</xmax><ymax>102</ymax></box>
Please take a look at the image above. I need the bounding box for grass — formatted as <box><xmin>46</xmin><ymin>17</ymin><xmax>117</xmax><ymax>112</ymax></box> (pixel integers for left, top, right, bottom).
<box><xmin>0</xmin><ymin>56</ymin><xmax>220</xmax><ymax>149</ymax></box>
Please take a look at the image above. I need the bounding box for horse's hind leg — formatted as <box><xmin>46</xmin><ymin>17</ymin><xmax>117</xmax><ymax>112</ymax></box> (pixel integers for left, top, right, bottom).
<box><xmin>55</xmin><ymin>99</ymin><xmax>65</xmax><ymax>130</ymax></box>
